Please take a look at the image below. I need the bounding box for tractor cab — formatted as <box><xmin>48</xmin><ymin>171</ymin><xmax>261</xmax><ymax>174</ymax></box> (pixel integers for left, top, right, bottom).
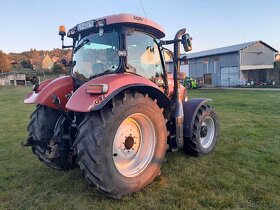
<box><xmin>59</xmin><ymin>14</ymin><xmax>186</xmax><ymax>90</ymax></box>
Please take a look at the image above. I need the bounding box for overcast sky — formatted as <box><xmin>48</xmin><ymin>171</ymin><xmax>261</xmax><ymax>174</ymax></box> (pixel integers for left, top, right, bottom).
<box><xmin>0</xmin><ymin>0</ymin><xmax>279</xmax><ymax>53</ymax></box>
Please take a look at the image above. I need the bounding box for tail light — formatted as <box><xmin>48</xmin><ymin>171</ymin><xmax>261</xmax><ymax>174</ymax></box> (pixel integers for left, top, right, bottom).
<box><xmin>86</xmin><ymin>84</ymin><xmax>108</xmax><ymax>95</ymax></box>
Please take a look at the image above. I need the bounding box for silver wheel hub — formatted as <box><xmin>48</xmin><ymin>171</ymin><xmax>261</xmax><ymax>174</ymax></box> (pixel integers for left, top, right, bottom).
<box><xmin>200</xmin><ymin>116</ymin><xmax>215</xmax><ymax>149</ymax></box>
<box><xmin>113</xmin><ymin>113</ymin><xmax>156</xmax><ymax>177</ymax></box>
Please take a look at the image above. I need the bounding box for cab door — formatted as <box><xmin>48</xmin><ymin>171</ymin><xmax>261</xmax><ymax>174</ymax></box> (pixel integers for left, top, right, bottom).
<box><xmin>126</xmin><ymin>30</ymin><xmax>165</xmax><ymax>89</ymax></box>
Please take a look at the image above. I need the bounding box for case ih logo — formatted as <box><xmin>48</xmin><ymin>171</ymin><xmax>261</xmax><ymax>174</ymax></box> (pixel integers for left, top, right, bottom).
<box><xmin>134</xmin><ymin>16</ymin><xmax>144</xmax><ymax>21</ymax></box>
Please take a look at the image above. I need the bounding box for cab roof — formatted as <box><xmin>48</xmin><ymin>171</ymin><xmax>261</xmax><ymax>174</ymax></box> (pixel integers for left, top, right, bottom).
<box><xmin>68</xmin><ymin>13</ymin><xmax>165</xmax><ymax>39</ymax></box>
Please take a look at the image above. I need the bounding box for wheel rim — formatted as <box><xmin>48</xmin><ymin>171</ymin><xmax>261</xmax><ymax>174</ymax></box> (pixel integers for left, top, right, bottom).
<box><xmin>200</xmin><ymin>116</ymin><xmax>215</xmax><ymax>149</ymax></box>
<box><xmin>113</xmin><ymin>113</ymin><xmax>156</xmax><ymax>177</ymax></box>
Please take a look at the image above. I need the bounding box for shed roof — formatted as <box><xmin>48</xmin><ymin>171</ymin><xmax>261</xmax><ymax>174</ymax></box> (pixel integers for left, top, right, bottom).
<box><xmin>186</xmin><ymin>41</ymin><xmax>278</xmax><ymax>59</ymax></box>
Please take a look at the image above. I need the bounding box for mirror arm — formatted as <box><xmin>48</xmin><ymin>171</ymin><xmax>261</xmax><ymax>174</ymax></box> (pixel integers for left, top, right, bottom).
<box><xmin>61</xmin><ymin>39</ymin><xmax>74</xmax><ymax>49</ymax></box>
<box><xmin>60</xmin><ymin>35</ymin><xmax>73</xmax><ymax>49</ymax></box>
<box><xmin>62</xmin><ymin>45</ymin><xmax>74</xmax><ymax>49</ymax></box>
<box><xmin>160</xmin><ymin>39</ymin><xmax>182</xmax><ymax>46</ymax></box>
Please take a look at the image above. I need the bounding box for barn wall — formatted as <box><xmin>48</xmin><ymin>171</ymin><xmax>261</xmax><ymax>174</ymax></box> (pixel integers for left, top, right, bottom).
<box><xmin>165</xmin><ymin>62</ymin><xmax>189</xmax><ymax>75</ymax></box>
<box><xmin>240</xmin><ymin>43</ymin><xmax>275</xmax><ymax>70</ymax></box>
<box><xmin>0</xmin><ymin>74</ymin><xmax>26</xmax><ymax>86</ymax></box>
<box><xmin>188</xmin><ymin>53</ymin><xmax>239</xmax><ymax>86</ymax></box>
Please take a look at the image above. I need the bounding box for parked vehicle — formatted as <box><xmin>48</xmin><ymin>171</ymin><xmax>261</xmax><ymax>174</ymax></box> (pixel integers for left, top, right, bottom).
<box><xmin>22</xmin><ymin>14</ymin><xmax>220</xmax><ymax>198</ymax></box>
<box><xmin>184</xmin><ymin>76</ymin><xmax>198</xmax><ymax>89</ymax></box>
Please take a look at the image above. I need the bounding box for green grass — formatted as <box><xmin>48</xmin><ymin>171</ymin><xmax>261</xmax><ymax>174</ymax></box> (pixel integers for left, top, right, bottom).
<box><xmin>0</xmin><ymin>86</ymin><xmax>279</xmax><ymax>209</ymax></box>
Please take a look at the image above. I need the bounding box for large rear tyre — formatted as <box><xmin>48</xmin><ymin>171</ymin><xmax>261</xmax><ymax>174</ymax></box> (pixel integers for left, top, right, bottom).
<box><xmin>76</xmin><ymin>92</ymin><xmax>168</xmax><ymax>198</ymax></box>
<box><xmin>184</xmin><ymin>104</ymin><xmax>219</xmax><ymax>156</ymax></box>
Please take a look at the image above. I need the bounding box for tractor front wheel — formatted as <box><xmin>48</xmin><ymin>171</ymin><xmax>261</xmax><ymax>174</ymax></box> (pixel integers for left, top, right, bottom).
<box><xmin>28</xmin><ymin>105</ymin><xmax>61</xmax><ymax>169</ymax></box>
<box><xmin>76</xmin><ymin>92</ymin><xmax>168</xmax><ymax>198</ymax></box>
<box><xmin>27</xmin><ymin>105</ymin><xmax>74</xmax><ymax>169</ymax></box>
<box><xmin>184</xmin><ymin>104</ymin><xmax>219</xmax><ymax>156</ymax></box>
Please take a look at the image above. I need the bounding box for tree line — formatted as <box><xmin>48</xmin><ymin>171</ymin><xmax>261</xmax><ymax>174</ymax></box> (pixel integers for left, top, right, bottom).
<box><xmin>0</xmin><ymin>48</ymin><xmax>71</xmax><ymax>73</ymax></box>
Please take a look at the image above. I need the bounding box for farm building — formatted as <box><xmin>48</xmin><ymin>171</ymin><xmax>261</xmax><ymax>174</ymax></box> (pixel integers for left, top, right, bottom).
<box><xmin>0</xmin><ymin>73</ymin><xmax>26</xmax><ymax>86</ymax></box>
<box><xmin>41</xmin><ymin>54</ymin><xmax>54</xmax><ymax>70</ymax></box>
<box><xmin>169</xmin><ymin>41</ymin><xmax>278</xmax><ymax>87</ymax></box>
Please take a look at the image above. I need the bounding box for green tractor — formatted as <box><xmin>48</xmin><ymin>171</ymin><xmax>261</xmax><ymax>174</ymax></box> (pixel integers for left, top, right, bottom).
<box><xmin>184</xmin><ymin>76</ymin><xmax>198</xmax><ymax>89</ymax></box>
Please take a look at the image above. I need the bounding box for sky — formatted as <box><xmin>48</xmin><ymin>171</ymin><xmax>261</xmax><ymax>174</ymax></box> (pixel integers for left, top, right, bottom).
<box><xmin>0</xmin><ymin>0</ymin><xmax>279</xmax><ymax>53</ymax></box>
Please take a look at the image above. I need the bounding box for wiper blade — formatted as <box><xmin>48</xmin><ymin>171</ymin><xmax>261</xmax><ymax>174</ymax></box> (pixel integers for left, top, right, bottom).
<box><xmin>74</xmin><ymin>39</ymin><xmax>89</xmax><ymax>53</ymax></box>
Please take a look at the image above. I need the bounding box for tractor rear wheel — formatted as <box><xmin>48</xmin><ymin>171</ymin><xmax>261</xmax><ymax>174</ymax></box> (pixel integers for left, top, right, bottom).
<box><xmin>184</xmin><ymin>104</ymin><xmax>219</xmax><ymax>156</ymax></box>
<box><xmin>76</xmin><ymin>92</ymin><xmax>168</xmax><ymax>198</ymax></box>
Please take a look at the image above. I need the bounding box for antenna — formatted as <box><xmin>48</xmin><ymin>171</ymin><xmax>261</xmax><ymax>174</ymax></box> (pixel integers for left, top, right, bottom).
<box><xmin>139</xmin><ymin>0</ymin><xmax>147</xmax><ymax>18</ymax></box>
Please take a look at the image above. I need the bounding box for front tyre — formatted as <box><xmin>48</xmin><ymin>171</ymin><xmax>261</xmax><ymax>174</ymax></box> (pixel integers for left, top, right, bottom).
<box><xmin>27</xmin><ymin>105</ymin><xmax>75</xmax><ymax>170</ymax></box>
<box><xmin>76</xmin><ymin>92</ymin><xmax>168</xmax><ymax>198</ymax></box>
<box><xmin>28</xmin><ymin>105</ymin><xmax>61</xmax><ymax>169</ymax></box>
<box><xmin>184</xmin><ymin>104</ymin><xmax>219</xmax><ymax>156</ymax></box>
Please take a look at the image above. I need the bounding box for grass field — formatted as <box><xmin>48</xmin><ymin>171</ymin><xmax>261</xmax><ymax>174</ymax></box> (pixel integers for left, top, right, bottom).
<box><xmin>0</xmin><ymin>86</ymin><xmax>279</xmax><ymax>209</ymax></box>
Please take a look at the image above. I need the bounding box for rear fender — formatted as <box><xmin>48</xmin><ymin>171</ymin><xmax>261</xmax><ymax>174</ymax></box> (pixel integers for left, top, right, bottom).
<box><xmin>24</xmin><ymin>76</ymin><xmax>74</xmax><ymax>111</ymax></box>
<box><xmin>183</xmin><ymin>98</ymin><xmax>213</xmax><ymax>137</ymax></box>
<box><xmin>66</xmin><ymin>74</ymin><xmax>171</xmax><ymax>114</ymax></box>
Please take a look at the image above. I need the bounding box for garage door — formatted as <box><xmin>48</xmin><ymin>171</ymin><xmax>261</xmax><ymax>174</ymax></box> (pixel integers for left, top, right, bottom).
<box><xmin>221</xmin><ymin>67</ymin><xmax>239</xmax><ymax>87</ymax></box>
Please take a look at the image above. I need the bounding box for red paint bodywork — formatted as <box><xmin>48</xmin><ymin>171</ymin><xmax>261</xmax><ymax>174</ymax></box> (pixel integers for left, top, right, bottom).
<box><xmin>24</xmin><ymin>76</ymin><xmax>74</xmax><ymax>111</ymax></box>
<box><xmin>24</xmin><ymin>74</ymin><xmax>185</xmax><ymax>113</ymax></box>
<box><xmin>167</xmin><ymin>73</ymin><xmax>187</xmax><ymax>100</ymax></box>
<box><xmin>66</xmin><ymin>73</ymin><xmax>160</xmax><ymax>112</ymax></box>
<box><xmin>101</xmin><ymin>13</ymin><xmax>165</xmax><ymax>38</ymax></box>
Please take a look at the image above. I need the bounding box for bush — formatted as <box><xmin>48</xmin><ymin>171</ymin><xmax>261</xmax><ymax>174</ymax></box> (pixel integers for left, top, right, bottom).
<box><xmin>20</xmin><ymin>60</ymin><xmax>33</xmax><ymax>69</ymax></box>
<box><xmin>52</xmin><ymin>63</ymin><xmax>63</xmax><ymax>74</ymax></box>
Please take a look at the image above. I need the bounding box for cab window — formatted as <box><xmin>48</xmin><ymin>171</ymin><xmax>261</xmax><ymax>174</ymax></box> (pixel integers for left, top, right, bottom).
<box><xmin>126</xmin><ymin>30</ymin><xmax>163</xmax><ymax>81</ymax></box>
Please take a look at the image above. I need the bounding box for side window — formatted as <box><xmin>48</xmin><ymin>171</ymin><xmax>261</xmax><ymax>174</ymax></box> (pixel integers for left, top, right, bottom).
<box><xmin>126</xmin><ymin>31</ymin><xmax>163</xmax><ymax>81</ymax></box>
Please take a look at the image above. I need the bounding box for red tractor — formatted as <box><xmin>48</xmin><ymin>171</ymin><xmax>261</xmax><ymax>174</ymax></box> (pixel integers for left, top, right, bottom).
<box><xmin>22</xmin><ymin>14</ymin><xmax>219</xmax><ymax>198</ymax></box>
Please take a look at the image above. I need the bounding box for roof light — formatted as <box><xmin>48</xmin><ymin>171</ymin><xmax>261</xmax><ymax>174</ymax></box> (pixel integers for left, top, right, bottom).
<box><xmin>96</xmin><ymin>19</ymin><xmax>106</xmax><ymax>27</ymax></box>
<box><xmin>77</xmin><ymin>19</ymin><xmax>95</xmax><ymax>32</ymax></box>
<box><xmin>67</xmin><ymin>27</ymin><xmax>76</xmax><ymax>36</ymax></box>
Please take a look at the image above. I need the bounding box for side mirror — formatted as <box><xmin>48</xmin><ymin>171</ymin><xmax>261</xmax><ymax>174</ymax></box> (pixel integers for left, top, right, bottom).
<box><xmin>59</xmin><ymin>25</ymin><xmax>66</xmax><ymax>40</ymax></box>
<box><xmin>182</xmin><ymin>33</ymin><xmax>192</xmax><ymax>52</ymax></box>
<box><xmin>178</xmin><ymin>71</ymin><xmax>186</xmax><ymax>80</ymax></box>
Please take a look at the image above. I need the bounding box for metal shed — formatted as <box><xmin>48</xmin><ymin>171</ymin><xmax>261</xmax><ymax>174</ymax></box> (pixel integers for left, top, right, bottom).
<box><xmin>184</xmin><ymin>41</ymin><xmax>278</xmax><ymax>87</ymax></box>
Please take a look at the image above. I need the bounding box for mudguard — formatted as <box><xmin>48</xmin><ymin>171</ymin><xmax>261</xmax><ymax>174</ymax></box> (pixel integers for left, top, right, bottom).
<box><xmin>183</xmin><ymin>98</ymin><xmax>213</xmax><ymax>137</ymax></box>
<box><xmin>66</xmin><ymin>73</ymin><xmax>171</xmax><ymax>113</ymax></box>
<box><xmin>24</xmin><ymin>76</ymin><xmax>74</xmax><ymax>111</ymax></box>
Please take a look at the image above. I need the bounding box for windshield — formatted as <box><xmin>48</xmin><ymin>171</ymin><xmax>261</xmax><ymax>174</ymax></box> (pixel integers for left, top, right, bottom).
<box><xmin>72</xmin><ymin>30</ymin><xmax>120</xmax><ymax>80</ymax></box>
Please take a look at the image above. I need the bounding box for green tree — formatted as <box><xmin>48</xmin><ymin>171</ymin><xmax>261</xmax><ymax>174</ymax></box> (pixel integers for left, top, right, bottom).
<box><xmin>52</xmin><ymin>63</ymin><xmax>62</xmax><ymax>74</ymax></box>
<box><xmin>0</xmin><ymin>51</ymin><xmax>11</xmax><ymax>73</ymax></box>
<box><xmin>20</xmin><ymin>60</ymin><xmax>33</xmax><ymax>69</ymax></box>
